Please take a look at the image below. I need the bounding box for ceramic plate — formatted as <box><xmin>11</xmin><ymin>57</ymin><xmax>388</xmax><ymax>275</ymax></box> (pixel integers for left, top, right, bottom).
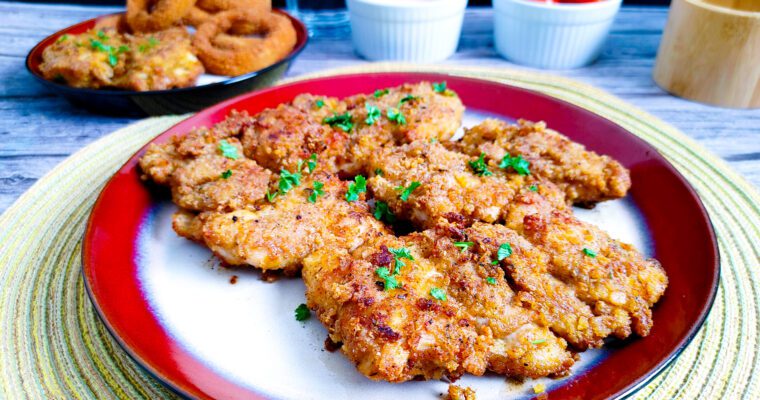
<box><xmin>25</xmin><ymin>11</ymin><xmax>308</xmax><ymax>116</ymax></box>
<box><xmin>82</xmin><ymin>73</ymin><xmax>719</xmax><ymax>399</ymax></box>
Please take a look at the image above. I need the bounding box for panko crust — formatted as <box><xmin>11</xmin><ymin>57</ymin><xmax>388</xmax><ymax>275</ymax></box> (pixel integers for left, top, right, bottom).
<box><xmin>450</xmin><ymin>119</ymin><xmax>631</xmax><ymax>205</ymax></box>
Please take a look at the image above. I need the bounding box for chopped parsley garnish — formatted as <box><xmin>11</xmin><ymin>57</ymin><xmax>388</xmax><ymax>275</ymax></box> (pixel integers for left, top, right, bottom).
<box><xmin>365</xmin><ymin>104</ymin><xmax>381</xmax><ymax>125</ymax></box>
<box><xmin>57</xmin><ymin>34</ymin><xmax>69</xmax><ymax>43</ymax></box>
<box><xmin>529</xmin><ymin>185</ymin><xmax>538</xmax><ymax>192</ymax></box>
<box><xmin>218</xmin><ymin>140</ymin><xmax>239</xmax><ymax>159</ymax></box>
<box><xmin>499</xmin><ymin>154</ymin><xmax>530</xmax><ymax>176</ymax></box>
<box><xmin>221</xmin><ymin>169</ymin><xmax>232</xmax><ymax>179</ymax></box>
<box><xmin>89</xmin><ymin>39</ymin><xmax>119</xmax><ymax>66</ymax></box>
<box><xmin>266</xmin><ymin>191</ymin><xmax>277</xmax><ymax>202</ymax></box>
<box><xmin>376</xmin><ymin>267</ymin><xmax>400</xmax><ymax>290</ymax></box>
<box><xmin>430</xmin><ymin>288</ymin><xmax>447</xmax><ymax>301</ymax></box>
<box><xmin>430</xmin><ymin>137</ymin><xmax>438</xmax><ymax>143</ymax></box>
<box><xmin>107</xmin><ymin>53</ymin><xmax>118</xmax><ymax>67</ymax></box>
<box><xmin>278</xmin><ymin>167</ymin><xmax>302</xmax><ymax>194</ymax></box>
<box><xmin>138</xmin><ymin>37</ymin><xmax>159</xmax><ymax>52</ymax></box>
<box><xmin>486</xmin><ymin>277</ymin><xmax>497</xmax><ymax>285</ymax></box>
<box><xmin>307</xmin><ymin>153</ymin><xmax>317</xmax><ymax>173</ymax></box>
<box><xmin>386</xmin><ymin>108</ymin><xmax>406</xmax><ymax>125</ymax></box>
<box><xmin>497</xmin><ymin>243</ymin><xmax>513</xmax><ymax>260</ymax></box>
<box><xmin>97</xmin><ymin>30</ymin><xmax>108</xmax><ymax>41</ymax></box>
<box><xmin>432</xmin><ymin>81</ymin><xmax>447</xmax><ymax>93</ymax></box>
<box><xmin>308</xmin><ymin>181</ymin><xmax>324</xmax><ymax>203</ymax></box>
<box><xmin>399</xmin><ymin>94</ymin><xmax>418</xmax><ymax>105</ymax></box>
<box><xmin>373</xmin><ymin>88</ymin><xmax>389</xmax><ymax>98</ymax></box>
<box><xmin>583</xmin><ymin>248</ymin><xmax>597</xmax><ymax>258</ymax></box>
<box><xmin>373</xmin><ymin>201</ymin><xmax>395</xmax><ymax>223</ymax></box>
<box><xmin>295</xmin><ymin>304</ymin><xmax>311</xmax><ymax>321</ymax></box>
<box><xmin>323</xmin><ymin>113</ymin><xmax>354</xmax><ymax>132</ymax></box>
<box><xmin>374</xmin><ymin>168</ymin><xmax>383</xmax><ymax>176</ymax></box>
<box><xmin>346</xmin><ymin>175</ymin><xmax>367</xmax><ymax>202</ymax></box>
<box><xmin>388</xmin><ymin>247</ymin><xmax>414</xmax><ymax>274</ymax></box>
<box><xmin>315</xmin><ymin>99</ymin><xmax>325</xmax><ymax>109</ymax></box>
<box><xmin>530</xmin><ymin>339</ymin><xmax>547</xmax><ymax>345</ymax></box>
<box><xmin>454</xmin><ymin>241</ymin><xmax>474</xmax><ymax>252</ymax></box>
<box><xmin>396</xmin><ymin>181</ymin><xmax>421</xmax><ymax>202</ymax></box>
<box><xmin>117</xmin><ymin>45</ymin><xmax>130</xmax><ymax>53</ymax></box>
<box><xmin>468</xmin><ymin>153</ymin><xmax>492</xmax><ymax>176</ymax></box>
<box><xmin>148</xmin><ymin>37</ymin><xmax>159</xmax><ymax>46</ymax></box>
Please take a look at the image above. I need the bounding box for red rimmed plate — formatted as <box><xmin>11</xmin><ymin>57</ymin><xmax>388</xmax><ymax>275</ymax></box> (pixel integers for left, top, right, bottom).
<box><xmin>82</xmin><ymin>73</ymin><xmax>719</xmax><ymax>399</ymax></box>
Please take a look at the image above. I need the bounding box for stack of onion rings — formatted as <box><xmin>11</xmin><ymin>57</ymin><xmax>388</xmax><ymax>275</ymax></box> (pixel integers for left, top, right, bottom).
<box><xmin>192</xmin><ymin>9</ymin><xmax>296</xmax><ymax>76</ymax></box>
<box><xmin>126</xmin><ymin>0</ymin><xmax>195</xmax><ymax>32</ymax></box>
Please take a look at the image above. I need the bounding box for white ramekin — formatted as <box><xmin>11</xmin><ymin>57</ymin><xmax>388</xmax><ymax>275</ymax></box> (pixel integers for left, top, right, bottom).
<box><xmin>347</xmin><ymin>0</ymin><xmax>468</xmax><ymax>62</ymax></box>
<box><xmin>493</xmin><ymin>0</ymin><xmax>622</xmax><ymax>69</ymax></box>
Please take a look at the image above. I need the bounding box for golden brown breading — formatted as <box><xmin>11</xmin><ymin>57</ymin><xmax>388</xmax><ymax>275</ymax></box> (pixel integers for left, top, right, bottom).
<box><xmin>139</xmin><ymin>111</ymin><xmax>271</xmax><ymax>212</ymax></box>
<box><xmin>450</xmin><ymin>119</ymin><xmax>631</xmax><ymax>205</ymax></box>
<box><xmin>190</xmin><ymin>173</ymin><xmax>390</xmax><ymax>273</ymax></box>
<box><xmin>302</xmin><ymin>226</ymin><xmax>575</xmax><ymax>383</ymax></box>
<box><xmin>40</xmin><ymin>28</ymin><xmax>203</xmax><ymax>91</ymax></box>
<box><xmin>446</xmin><ymin>385</ymin><xmax>477</xmax><ymax>400</ymax></box>
<box><xmin>504</xmin><ymin>191</ymin><xmax>668</xmax><ymax>338</ymax></box>
<box><xmin>366</xmin><ymin>141</ymin><xmax>566</xmax><ymax>228</ymax></box>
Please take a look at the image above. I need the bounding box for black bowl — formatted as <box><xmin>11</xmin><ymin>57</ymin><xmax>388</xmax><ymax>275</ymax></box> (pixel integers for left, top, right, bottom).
<box><xmin>26</xmin><ymin>10</ymin><xmax>308</xmax><ymax>116</ymax></box>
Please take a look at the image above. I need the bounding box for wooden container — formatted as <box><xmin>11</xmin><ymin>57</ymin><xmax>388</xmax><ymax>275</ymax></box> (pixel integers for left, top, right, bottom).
<box><xmin>653</xmin><ymin>0</ymin><xmax>760</xmax><ymax>109</ymax></box>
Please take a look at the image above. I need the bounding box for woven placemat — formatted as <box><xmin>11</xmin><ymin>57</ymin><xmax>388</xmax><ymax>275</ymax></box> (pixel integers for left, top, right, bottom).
<box><xmin>1</xmin><ymin>64</ymin><xmax>758</xmax><ymax>399</ymax></box>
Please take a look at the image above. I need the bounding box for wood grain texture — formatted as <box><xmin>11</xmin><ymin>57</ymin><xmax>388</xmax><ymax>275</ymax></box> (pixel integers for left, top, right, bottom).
<box><xmin>0</xmin><ymin>3</ymin><xmax>758</xmax><ymax>213</ymax></box>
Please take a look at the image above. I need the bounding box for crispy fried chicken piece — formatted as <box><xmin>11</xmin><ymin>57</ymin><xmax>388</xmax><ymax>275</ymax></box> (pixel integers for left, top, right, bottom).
<box><xmin>139</xmin><ymin>112</ymin><xmax>272</xmax><ymax>212</ymax></box>
<box><xmin>302</xmin><ymin>226</ymin><xmax>575</xmax><ymax>383</ymax></box>
<box><xmin>366</xmin><ymin>141</ymin><xmax>566</xmax><ymax>228</ymax></box>
<box><xmin>504</xmin><ymin>191</ymin><xmax>668</xmax><ymax>338</ymax></box>
<box><xmin>180</xmin><ymin>173</ymin><xmax>390</xmax><ymax>273</ymax></box>
<box><xmin>240</xmin><ymin>82</ymin><xmax>465</xmax><ymax>176</ymax></box>
<box><xmin>449</xmin><ymin>119</ymin><xmax>631</xmax><ymax>205</ymax></box>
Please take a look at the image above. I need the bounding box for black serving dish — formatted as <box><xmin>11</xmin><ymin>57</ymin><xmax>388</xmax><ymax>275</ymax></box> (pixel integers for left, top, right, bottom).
<box><xmin>26</xmin><ymin>10</ymin><xmax>308</xmax><ymax>116</ymax></box>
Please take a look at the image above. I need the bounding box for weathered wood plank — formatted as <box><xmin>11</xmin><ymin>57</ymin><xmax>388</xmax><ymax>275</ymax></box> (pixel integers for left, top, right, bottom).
<box><xmin>0</xmin><ymin>3</ymin><xmax>758</xmax><ymax>213</ymax></box>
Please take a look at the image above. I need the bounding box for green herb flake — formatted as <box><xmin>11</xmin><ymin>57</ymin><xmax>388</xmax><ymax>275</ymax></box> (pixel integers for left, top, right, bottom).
<box><xmin>486</xmin><ymin>277</ymin><xmax>497</xmax><ymax>285</ymax></box>
<box><xmin>346</xmin><ymin>175</ymin><xmax>367</xmax><ymax>202</ymax></box>
<box><xmin>278</xmin><ymin>167</ymin><xmax>302</xmax><ymax>194</ymax></box>
<box><xmin>386</xmin><ymin>108</ymin><xmax>406</xmax><ymax>125</ymax></box>
<box><xmin>148</xmin><ymin>37</ymin><xmax>159</xmax><ymax>46</ymax></box>
<box><xmin>399</xmin><ymin>94</ymin><xmax>418</xmax><ymax>105</ymax></box>
<box><xmin>107</xmin><ymin>53</ymin><xmax>118</xmax><ymax>66</ymax></box>
<box><xmin>454</xmin><ymin>241</ymin><xmax>474</xmax><ymax>252</ymax></box>
<box><xmin>323</xmin><ymin>113</ymin><xmax>354</xmax><ymax>132</ymax></box>
<box><xmin>430</xmin><ymin>287</ymin><xmax>447</xmax><ymax>301</ymax></box>
<box><xmin>97</xmin><ymin>30</ymin><xmax>108</xmax><ymax>41</ymax></box>
<box><xmin>117</xmin><ymin>45</ymin><xmax>130</xmax><ymax>53</ymax></box>
<box><xmin>497</xmin><ymin>243</ymin><xmax>513</xmax><ymax>261</ymax></box>
<box><xmin>430</xmin><ymin>137</ymin><xmax>438</xmax><ymax>143</ymax></box>
<box><xmin>307</xmin><ymin>153</ymin><xmax>317</xmax><ymax>173</ymax></box>
<box><xmin>499</xmin><ymin>154</ymin><xmax>531</xmax><ymax>176</ymax></box>
<box><xmin>388</xmin><ymin>247</ymin><xmax>414</xmax><ymax>274</ymax></box>
<box><xmin>373</xmin><ymin>200</ymin><xmax>395</xmax><ymax>223</ymax></box>
<box><xmin>364</xmin><ymin>104</ymin><xmax>381</xmax><ymax>125</ymax></box>
<box><xmin>295</xmin><ymin>304</ymin><xmax>311</xmax><ymax>321</ymax></box>
<box><xmin>308</xmin><ymin>181</ymin><xmax>325</xmax><ymax>203</ymax></box>
<box><xmin>397</xmin><ymin>181</ymin><xmax>421</xmax><ymax>202</ymax></box>
<box><xmin>221</xmin><ymin>169</ymin><xmax>232</xmax><ymax>179</ymax></box>
<box><xmin>433</xmin><ymin>81</ymin><xmax>447</xmax><ymax>93</ymax></box>
<box><xmin>315</xmin><ymin>99</ymin><xmax>325</xmax><ymax>109</ymax></box>
<box><xmin>376</xmin><ymin>267</ymin><xmax>400</xmax><ymax>291</ymax></box>
<box><xmin>57</xmin><ymin>34</ymin><xmax>69</xmax><ymax>43</ymax></box>
<box><xmin>583</xmin><ymin>248</ymin><xmax>597</xmax><ymax>258</ymax></box>
<box><xmin>374</xmin><ymin>168</ymin><xmax>383</xmax><ymax>176</ymax></box>
<box><xmin>266</xmin><ymin>191</ymin><xmax>277</xmax><ymax>202</ymax></box>
<box><xmin>529</xmin><ymin>185</ymin><xmax>538</xmax><ymax>192</ymax></box>
<box><xmin>468</xmin><ymin>153</ymin><xmax>493</xmax><ymax>177</ymax></box>
<box><xmin>373</xmin><ymin>88</ymin><xmax>389</xmax><ymax>98</ymax></box>
<box><xmin>218</xmin><ymin>140</ymin><xmax>240</xmax><ymax>160</ymax></box>
<box><xmin>530</xmin><ymin>338</ymin><xmax>546</xmax><ymax>345</ymax></box>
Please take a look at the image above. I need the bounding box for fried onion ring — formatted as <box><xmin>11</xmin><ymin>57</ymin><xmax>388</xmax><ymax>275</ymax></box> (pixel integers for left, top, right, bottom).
<box><xmin>182</xmin><ymin>6</ymin><xmax>213</xmax><ymax>27</ymax></box>
<box><xmin>192</xmin><ymin>10</ymin><xmax>297</xmax><ymax>76</ymax></box>
<box><xmin>195</xmin><ymin>0</ymin><xmax>271</xmax><ymax>13</ymax></box>
<box><xmin>126</xmin><ymin>0</ymin><xmax>195</xmax><ymax>32</ymax></box>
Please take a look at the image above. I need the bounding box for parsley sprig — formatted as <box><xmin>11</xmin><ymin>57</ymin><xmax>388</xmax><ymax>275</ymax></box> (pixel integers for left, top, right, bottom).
<box><xmin>308</xmin><ymin>181</ymin><xmax>325</xmax><ymax>203</ymax></box>
<box><xmin>307</xmin><ymin>153</ymin><xmax>317</xmax><ymax>173</ymax></box>
<box><xmin>376</xmin><ymin>267</ymin><xmax>400</xmax><ymax>290</ymax></box>
<box><xmin>396</xmin><ymin>181</ymin><xmax>421</xmax><ymax>202</ymax></box>
<box><xmin>89</xmin><ymin>38</ymin><xmax>119</xmax><ymax>66</ymax></box>
<box><xmin>454</xmin><ymin>241</ymin><xmax>474</xmax><ymax>252</ymax></box>
<box><xmin>492</xmin><ymin>243</ymin><xmax>513</xmax><ymax>265</ymax></box>
<box><xmin>373</xmin><ymin>200</ymin><xmax>395</xmax><ymax>223</ymax></box>
<box><xmin>278</xmin><ymin>167</ymin><xmax>302</xmax><ymax>194</ymax></box>
<box><xmin>386</xmin><ymin>108</ymin><xmax>406</xmax><ymax>125</ymax></box>
<box><xmin>399</xmin><ymin>94</ymin><xmax>418</xmax><ymax>105</ymax></box>
<box><xmin>388</xmin><ymin>247</ymin><xmax>414</xmax><ymax>274</ymax></box>
<box><xmin>221</xmin><ymin>169</ymin><xmax>232</xmax><ymax>179</ymax></box>
<box><xmin>583</xmin><ymin>248</ymin><xmax>597</xmax><ymax>258</ymax></box>
<box><xmin>295</xmin><ymin>304</ymin><xmax>311</xmax><ymax>321</ymax></box>
<box><xmin>365</xmin><ymin>104</ymin><xmax>381</xmax><ymax>125</ymax></box>
<box><xmin>430</xmin><ymin>287</ymin><xmax>447</xmax><ymax>301</ymax></box>
<box><xmin>499</xmin><ymin>154</ymin><xmax>530</xmax><ymax>176</ymax></box>
<box><xmin>432</xmin><ymin>81</ymin><xmax>455</xmax><ymax>96</ymax></box>
<box><xmin>374</xmin><ymin>88</ymin><xmax>389</xmax><ymax>98</ymax></box>
<box><xmin>486</xmin><ymin>277</ymin><xmax>497</xmax><ymax>285</ymax></box>
<box><xmin>315</xmin><ymin>99</ymin><xmax>325</xmax><ymax>109</ymax></box>
<box><xmin>468</xmin><ymin>153</ymin><xmax>493</xmax><ymax>177</ymax></box>
<box><xmin>346</xmin><ymin>175</ymin><xmax>367</xmax><ymax>202</ymax></box>
<box><xmin>323</xmin><ymin>113</ymin><xmax>354</xmax><ymax>132</ymax></box>
<box><xmin>218</xmin><ymin>140</ymin><xmax>239</xmax><ymax>160</ymax></box>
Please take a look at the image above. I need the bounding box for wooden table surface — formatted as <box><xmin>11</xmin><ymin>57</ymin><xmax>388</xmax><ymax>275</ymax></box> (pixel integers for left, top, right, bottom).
<box><xmin>1</xmin><ymin>3</ymin><xmax>758</xmax><ymax>213</ymax></box>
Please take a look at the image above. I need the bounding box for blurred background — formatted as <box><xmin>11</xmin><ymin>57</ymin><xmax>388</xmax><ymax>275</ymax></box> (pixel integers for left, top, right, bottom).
<box><xmin>17</xmin><ymin>0</ymin><xmax>673</xmax><ymax>5</ymax></box>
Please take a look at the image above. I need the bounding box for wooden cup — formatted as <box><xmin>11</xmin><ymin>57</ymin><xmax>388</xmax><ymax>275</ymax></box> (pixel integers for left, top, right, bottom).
<box><xmin>653</xmin><ymin>0</ymin><xmax>760</xmax><ymax>108</ymax></box>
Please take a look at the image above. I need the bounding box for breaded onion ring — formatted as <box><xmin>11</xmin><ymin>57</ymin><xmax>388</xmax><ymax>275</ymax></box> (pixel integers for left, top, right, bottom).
<box><xmin>182</xmin><ymin>6</ymin><xmax>213</xmax><ymax>27</ymax></box>
<box><xmin>126</xmin><ymin>0</ymin><xmax>195</xmax><ymax>32</ymax></box>
<box><xmin>195</xmin><ymin>0</ymin><xmax>271</xmax><ymax>13</ymax></box>
<box><xmin>192</xmin><ymin>10</ymin><xmax>297</xmax><ymax>76</ymax></box>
